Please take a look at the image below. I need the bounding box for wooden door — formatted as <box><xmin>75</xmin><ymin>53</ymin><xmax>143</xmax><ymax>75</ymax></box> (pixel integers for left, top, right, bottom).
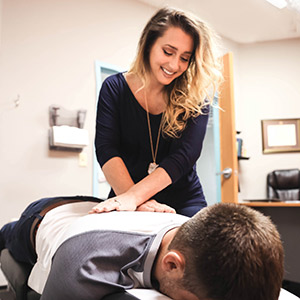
<box><xmin>218</xmin><ymin>52</ymin><xmax>239</xmax><ymax>203</ymax></box>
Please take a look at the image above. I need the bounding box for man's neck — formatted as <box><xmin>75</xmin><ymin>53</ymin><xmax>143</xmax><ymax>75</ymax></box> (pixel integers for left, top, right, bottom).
<box><xmin>151</xmin><ymin>227</ymin><xmax>179</xmax><ymax>283</ymax></box>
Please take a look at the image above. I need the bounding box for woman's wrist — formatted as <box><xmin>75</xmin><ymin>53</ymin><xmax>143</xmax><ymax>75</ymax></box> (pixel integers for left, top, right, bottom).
<box><xmin>123</xmin><ymin>187</ymin><xmax>147</xmax><ymax>207</ymax></box>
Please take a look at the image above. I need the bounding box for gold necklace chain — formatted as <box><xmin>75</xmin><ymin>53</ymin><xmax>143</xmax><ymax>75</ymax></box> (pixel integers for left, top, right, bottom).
<box><xmin>144</xmin><ymin>94</ymin><xmax>164</xmax><ymax>174</ymax></box>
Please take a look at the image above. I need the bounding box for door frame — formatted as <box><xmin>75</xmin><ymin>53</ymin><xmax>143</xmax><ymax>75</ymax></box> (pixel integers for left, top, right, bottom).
<box><xmin>93</xmin><ymin>61</ymin><xmax>124</xmax><ymax>197</ymax></box>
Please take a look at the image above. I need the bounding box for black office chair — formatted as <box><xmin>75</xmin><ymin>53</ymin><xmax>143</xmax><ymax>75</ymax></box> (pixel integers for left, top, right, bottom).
<box><xmin>267</xmin><ymin>169</ymin><xmax>300</xmax><ymax>200</ymax></box>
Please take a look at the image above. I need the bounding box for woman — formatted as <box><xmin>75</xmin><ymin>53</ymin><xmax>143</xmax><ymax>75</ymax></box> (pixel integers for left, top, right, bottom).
<box><xmin>91</xmin><ymin>7</ymin><xmax>222</xmax><ymax>217</ymax></box>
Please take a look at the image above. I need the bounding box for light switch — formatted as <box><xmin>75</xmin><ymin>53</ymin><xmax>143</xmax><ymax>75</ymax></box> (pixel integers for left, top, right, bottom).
<box><xmin>79</xmin><ymin>152</ymin><xmax>88</xmax><ymax>167</ymax></box>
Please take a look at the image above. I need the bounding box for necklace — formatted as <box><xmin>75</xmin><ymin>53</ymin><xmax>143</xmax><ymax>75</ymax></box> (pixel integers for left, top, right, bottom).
<box><xmin>145</xmin><ymin>95</ymin><xmax>164</xmax><ymax>175</ymax></box>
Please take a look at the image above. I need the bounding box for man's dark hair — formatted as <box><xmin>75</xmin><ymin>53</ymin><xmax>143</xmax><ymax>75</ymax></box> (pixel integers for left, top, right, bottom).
<box><xmin>169</xmin><ymin>203</ymin><xmax>284</xmax><ymax>300</ymax></box>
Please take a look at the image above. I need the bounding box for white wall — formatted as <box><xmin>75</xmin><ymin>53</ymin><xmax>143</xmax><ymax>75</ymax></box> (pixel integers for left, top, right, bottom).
<box><xmin>213</xmin><ymin>36</ymin><xmax>300</xmax><ymax>201</ymax></box>
<box><xmin>0</xmin><ymin>0</ymin><xmax>156</xmax><ymax>225</ymax></box>
<box><xmin>235</xmin><ymin>38</ymin><xmax>300</xmax><ymax>200</ymax></box>
<box><xmin>0</xmin><ymin>0</ymin><xmax>2</xmax><ymax>49</ymax></box>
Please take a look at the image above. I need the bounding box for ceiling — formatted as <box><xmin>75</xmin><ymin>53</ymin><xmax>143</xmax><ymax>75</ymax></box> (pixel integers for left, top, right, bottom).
<box><xmin>138</xmin><ymin>0</ymin><xmax>300</xmax><ymax>44</ymax></box>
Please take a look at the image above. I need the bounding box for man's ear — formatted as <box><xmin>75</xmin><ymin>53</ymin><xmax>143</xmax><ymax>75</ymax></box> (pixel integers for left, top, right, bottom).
<box><xmin>161</xmin><ymin>250</ymin><xmax>186</xmax><ymax>279</ymax></box>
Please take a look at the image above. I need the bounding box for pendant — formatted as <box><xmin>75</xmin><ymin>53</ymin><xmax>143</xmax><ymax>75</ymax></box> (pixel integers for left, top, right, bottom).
<box><xmin>148</xmin><ymin>162</ymin><xmax>158</xmax><ymax>174</ymax></box>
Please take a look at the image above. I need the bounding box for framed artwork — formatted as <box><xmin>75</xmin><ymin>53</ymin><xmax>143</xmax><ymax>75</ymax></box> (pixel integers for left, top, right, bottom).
<box><xmin>261</xmin><ymin>118</ymin><xmax>300</xmax><ymax>154</ymax></box>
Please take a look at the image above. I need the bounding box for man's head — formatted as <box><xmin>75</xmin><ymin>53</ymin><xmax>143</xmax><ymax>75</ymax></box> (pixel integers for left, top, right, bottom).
<box><xmin>158</xmin><ymin>203</ymin><xmax>284</xmax><ymax>300</ymax></box>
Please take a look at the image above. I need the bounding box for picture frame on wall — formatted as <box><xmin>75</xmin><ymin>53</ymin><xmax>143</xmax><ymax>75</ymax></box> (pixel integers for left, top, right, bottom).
<box><xmin>261</xmin><ymin>118</ymin><xmax>300</xmax><ymax>154</ymax></box>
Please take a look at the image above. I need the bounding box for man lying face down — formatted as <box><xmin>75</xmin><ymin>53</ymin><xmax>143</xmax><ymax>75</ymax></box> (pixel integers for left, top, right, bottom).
<box><xmin>0</xmin><ymin>196</ymin><xmax>284</xmax><ymax>300</ymax></box>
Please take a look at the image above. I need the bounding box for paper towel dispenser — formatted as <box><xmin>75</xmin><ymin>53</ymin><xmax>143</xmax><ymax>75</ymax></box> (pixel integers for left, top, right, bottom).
<box><xmin>49</xmin><ymin>105</ymin><xmax>89</xmax><ymax>151</ymax></box>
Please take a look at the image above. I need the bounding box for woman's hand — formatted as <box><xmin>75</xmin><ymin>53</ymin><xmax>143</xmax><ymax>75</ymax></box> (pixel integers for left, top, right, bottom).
<box><xmin>136</xmin><ymin>199</ymin><xmax>176</xmax><ymax>213</ymax></box>
<box><xmin>89</xmin><ymin>197</ymin><xmax>175</xmax><ymax>214</ymax></box>
<box><xmin>88</xmin><ymin>195</ymin><xmax>138</xmax><ymax>214</ymax></box>
<box><xmin>89</xmin><ymin>167</ymin><xmax>173</xmax><ymax>214</ymax></box>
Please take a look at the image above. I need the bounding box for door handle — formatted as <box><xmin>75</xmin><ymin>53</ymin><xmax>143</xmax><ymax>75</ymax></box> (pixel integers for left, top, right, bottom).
<box><xmin>216</xmin><ymin>167</ymin><xmax>232</xmax><ymax>179</ymax></box>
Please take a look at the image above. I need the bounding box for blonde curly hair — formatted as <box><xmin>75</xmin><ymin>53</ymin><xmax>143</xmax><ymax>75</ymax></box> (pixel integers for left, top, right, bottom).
<box><xmin>128</xmin><ymin>7</ymin><xmax>223</xmax><ymax>138</ymax></box>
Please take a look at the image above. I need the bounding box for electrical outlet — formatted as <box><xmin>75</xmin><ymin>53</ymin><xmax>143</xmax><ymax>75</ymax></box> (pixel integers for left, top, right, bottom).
<box><xmin>79</xmin><ymin>152</ymin><xmax>88</xmax><ymax>167</ymax></box>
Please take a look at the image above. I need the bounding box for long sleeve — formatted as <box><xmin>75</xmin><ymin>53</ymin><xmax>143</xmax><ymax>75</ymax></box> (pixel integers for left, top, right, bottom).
<box><xmin>95</xmin><ymin>76</ymin><xmax>122</xmax><ymax>168</ymax></box>
<box><xmin>158</xmin><ymin>109</ymin><xmax>209</xmax><ymax>184</ymax></box>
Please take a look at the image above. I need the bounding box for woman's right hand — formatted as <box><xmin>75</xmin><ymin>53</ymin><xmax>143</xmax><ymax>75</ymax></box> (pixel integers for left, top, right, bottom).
<box><xmin>88</xmin><ymin>194</ymin><xmax>138</xmax><ymax>214</ymax></box>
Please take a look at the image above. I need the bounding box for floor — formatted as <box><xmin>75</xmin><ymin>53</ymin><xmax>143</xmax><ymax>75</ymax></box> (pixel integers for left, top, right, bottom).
<box><xmin>0</xmin><ymin>267</ymin><xmax>13</xmax><ymax>300</ymax></box>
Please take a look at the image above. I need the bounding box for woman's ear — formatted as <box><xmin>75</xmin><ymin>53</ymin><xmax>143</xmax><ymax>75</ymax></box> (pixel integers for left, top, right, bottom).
<box><xmin>161</xmin><ymin>250</ymin><xmax>186</xmax><ymax>279</ymax></box>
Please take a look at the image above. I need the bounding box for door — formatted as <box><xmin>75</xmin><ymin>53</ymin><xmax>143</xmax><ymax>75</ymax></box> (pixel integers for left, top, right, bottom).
<box><xmin>218</xmin><ymin>52</ymin><xmax>239</xmax><ymax>203</ymax></box>
<box><xmin>196</xmin><ymin>99</ymin><xmax>221</xmax><ymax>206</ymax></box>
<box><xmin>197</xmin><ymin>52</ymin><xmax>238</xmax><ymax>205</ymax></box>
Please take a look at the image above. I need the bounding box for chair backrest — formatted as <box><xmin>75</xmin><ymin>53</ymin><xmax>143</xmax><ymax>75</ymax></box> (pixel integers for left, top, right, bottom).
<box><xmin>267</xmin><ymin>169</ymin><xmax>300</xmax><ymax>200</ymax></box>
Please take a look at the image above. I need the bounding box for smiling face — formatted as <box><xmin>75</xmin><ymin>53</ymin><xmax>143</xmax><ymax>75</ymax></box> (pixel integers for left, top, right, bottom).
<box><xmin>148</xmin><ymin>26</ymin><xmax>194</xmax><ymax>88</ymax></box>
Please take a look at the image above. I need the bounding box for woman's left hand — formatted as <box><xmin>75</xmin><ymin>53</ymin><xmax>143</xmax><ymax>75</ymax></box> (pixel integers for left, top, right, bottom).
<box><xmin>88</xmin><ymin>195</ymin><xmax>137</xmax><ymax>214</ymax></box>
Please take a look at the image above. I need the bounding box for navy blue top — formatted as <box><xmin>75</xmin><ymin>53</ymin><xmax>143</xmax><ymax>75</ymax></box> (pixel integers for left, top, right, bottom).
<box><xmin>95</xmin><ymin>73</ymin><xmax>208</xmax><ymax>214</ymax></box>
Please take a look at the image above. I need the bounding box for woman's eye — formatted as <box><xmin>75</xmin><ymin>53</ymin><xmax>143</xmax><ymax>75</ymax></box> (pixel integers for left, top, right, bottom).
<box><xmin>163</xmin><ymin>49</ymin><xmax>172</xmax><ymax>56</ymax></box>
<box><xmin>181</xmin><ymin>57</ymin><xmax>189</xmax><ymax>62</ymax></box>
